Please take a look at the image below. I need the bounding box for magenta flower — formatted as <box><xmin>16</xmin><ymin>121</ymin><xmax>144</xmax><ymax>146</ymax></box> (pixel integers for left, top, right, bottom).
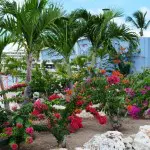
<box><xmin>26</xmin><ymin>127</ymin><xmax>34</xmax><ymax>135</ymax></box>
<box><xmin>128</xmin><ymin>105</ymin><xmax>140</xmax><ymax>118</ymax></box>
<box><xmin>125</xmin><ymin>88</ymin><xmax>135</xmax><ymax>97</ymax></box>
<box><xmin>141</xmin><ymin>89</ymin><xmax>147</xmax><ymax>95</ymax></box>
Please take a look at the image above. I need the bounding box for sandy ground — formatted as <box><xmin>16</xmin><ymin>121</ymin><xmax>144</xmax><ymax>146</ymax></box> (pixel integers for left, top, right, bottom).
<box><xmin>1</xmin><ymin>118</ymin><xmax>150</xmax><ymax>150</ymax></box>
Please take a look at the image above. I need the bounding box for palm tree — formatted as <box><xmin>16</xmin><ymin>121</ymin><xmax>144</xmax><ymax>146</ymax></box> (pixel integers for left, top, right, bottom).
<box><xmin>47</xmin><ymin>12</ymin><xmax>86</xmax><ymax>88</ymax></box>
<box><xmin>71</xmin><ymin>9</ymin><xmax>139</xmax><ymax>67</ymax></box>
<box><xmin>126</xmin><ymin>11</ymin><xmax>150</xmax><ymax>36</ymax></box>
<box><xmin>0</xmin><ymin>0</ymin><xmax>63</xmax><ymax>98</ymax></box>
<box><xmin>0</xmin><ymin>34</ymin><xmax>11</xmax><ymax>109</ymax></box>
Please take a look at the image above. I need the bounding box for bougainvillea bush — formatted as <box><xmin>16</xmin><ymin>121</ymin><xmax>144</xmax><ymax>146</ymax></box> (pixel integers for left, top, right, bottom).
<box><xmin>0</xmin><ymin>103</ymin><xmax>34</xmax><ymax>150</ymax></box>
<box><xmin>75</xmin><ymin>70</ymin><xmax>130</xmax><ymax>130</ymax></box>
<box><xmin>125</xmin><ymin>69</ymin><xmax>150</xmax><ymax>118</ymax></box>
<box><xmin>31</xmin><ymin>88</ymin><xmax>107</xmax><ymax>147</ymax></box>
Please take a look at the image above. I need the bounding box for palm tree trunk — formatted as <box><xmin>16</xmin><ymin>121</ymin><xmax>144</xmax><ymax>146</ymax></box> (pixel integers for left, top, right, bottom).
<box><xmin>24</xmin><ymin>53</ymin><xmax>32</xmax><ymax>101</ymax></box>
<box><xmin>139</xmin><ymin>28</ymin><xmax>143</xmax><ymax>36</ymax></box>
<box><xmin>91</xmin><ymin>51</ymin><xmax>96</xmax><ymax>68</ymax></box>
<box><xmin>0</xmin><ymin>74</ymin><xmax>9</xmax><ymax>109</ymax></box>
<box><xmin>65</xmin><ymin>58</ymin><xmax>73</xmax><ymax>89</ymax></box>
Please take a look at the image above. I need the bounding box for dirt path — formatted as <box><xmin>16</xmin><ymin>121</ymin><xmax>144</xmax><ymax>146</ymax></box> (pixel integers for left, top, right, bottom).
<box><xmin>1</xmin><ymin>118</ymin><xmax>150</xmax><ymax>150</ymax></box>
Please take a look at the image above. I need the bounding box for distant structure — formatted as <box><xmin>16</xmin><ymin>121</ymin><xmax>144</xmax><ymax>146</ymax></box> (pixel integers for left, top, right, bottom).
<box><xmin>3</xmin><ymin>37</ymin><xmax>150</xmax><ymax>72</ymax></box>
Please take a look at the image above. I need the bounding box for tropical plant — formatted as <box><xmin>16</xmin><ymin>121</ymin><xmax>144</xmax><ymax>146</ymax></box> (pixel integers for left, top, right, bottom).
<box><xmin>47</xmin><ymin>12</ymin><xmax>86</xmax><ymax>88</ymax></box>
<box><xmin>126</xmin><ymin>10</ymin><xmax>150</xmax><ymax>36</ymax></box>
<box><xmin>0</xmin><ymin>0</ymin><xmax>63</xmax><ymax>98</ymax></box>
<box><xmin>0</xmin><ymin>34</ymin><xmax>11</xmax><ymax>109</ymax></box>
<box><xmin>73</xmin><ymin>9</ymin><xmax>139</xmax><ymax>68</ymax></box>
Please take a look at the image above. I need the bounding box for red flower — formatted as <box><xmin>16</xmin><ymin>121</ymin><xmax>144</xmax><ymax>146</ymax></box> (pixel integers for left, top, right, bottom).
<box><xmin>97</xmin><ymin>116</ymin><xmax>107</xmax><ymax>125</ymax></box>
<box><xmin>3</xmin><ymin>122</ymin><xmax>10</xmax><ymax>127</ymax></box>
<box><xmin>12</xmin><ymin>106</ymin><xmax>17</xmax><ymax>111</ymax></box>
<box><xmin>11</xmin><ymin>143</ymin><xmax>18</xmax><ymax>150</ymax></box>
<box><xmin>26</xmin><ymin>127</ymin><xmax>34</xmax><ymax>135</ymax></box>
<box><xmin>86</xmin><ymin>105</ymin><xmax>107</xmax><ymax>125</ymax></box>
<box><xmin>31</xmin><ymin>109</ymin><xmax>41</xmax><ymax>116</ymax></box>
<box><xmin>68</xmin><ymin>115</ymin><xmax>83</xmax><ymax>133</ymax></box>
<box><xmin>100</xmin><ymin>69</ymin><xmax>106</xmax><ymax>74</ymax></box>
<box><xmin>48</xmin><ymin>94</ymin><xmax>61</xmax><ymax>101</ymax></box>
<box><xmin>54</xmin><ymin>113</ymin><xmax>61</xmax><ymax>119</ymax></box>
<box><xmin>41</xmin><ymin>104</ymin><xmax>48</xmax><ymax>110</ymax></box>
<box><xmin>16</xmin><ymin>123</ymin><xmax>23</xmax><ymax>128</ymax></box>
<box><xmin>107</xmin><ymin>75</ymin><xmax>120</xmax><ymax>85</ymax></box>
<box><xmin>4</xmin><ymin>127</ymin><xmax>13</xmax><ymax>136</ymax></box>
<box><xmin>37</xmin><ymin>114</ymin><xmax>45</xmax><ymax>120</ymax></box>
<box><xmin>76</xmin><ymin>100</ymin><xmax>84</xmax><ymax>106</ymax></box>
<box><xmin>26</xmin><ymin>137</ymin><xmax>33</xmax><ymax>144</ymax></box>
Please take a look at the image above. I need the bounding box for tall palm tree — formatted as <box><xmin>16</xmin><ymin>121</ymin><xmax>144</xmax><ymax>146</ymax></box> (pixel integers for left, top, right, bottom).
<box><xmin>0</xmin><ymin>0</ymin><xmax>63</xmax><ymax>98</ymax></box>
<box><xmin>0</xmin><ymin>34</ymin><xmax>11</xmax><ymax>109</ymax></box>
<box><xmin>126</xmin><ymin>11</ymin><xmax>150</xmax><ymax>36</ymax></box>
<box><xmin>72</xmin><ymin>9</ymin><xmax>139</xmax><ymax>67</ymax></box>
<box><xmin>47</xmin><ymin>12</ymin><xmax>86</xmax><ymax>88</ymax></box>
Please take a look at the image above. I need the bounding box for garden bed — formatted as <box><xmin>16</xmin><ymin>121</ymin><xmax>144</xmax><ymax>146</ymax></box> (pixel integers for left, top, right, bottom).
<box><xmin>1</xmin><ymin>118</ymin><xmax>150</xmax><ymax>150</ymax></box>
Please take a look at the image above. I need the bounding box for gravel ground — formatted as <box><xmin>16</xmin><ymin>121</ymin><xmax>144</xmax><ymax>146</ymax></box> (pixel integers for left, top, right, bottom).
<box><xmin>1</xmin><ymin>118</ymin><xmax>150</xmax><ymax>150</ymax></box>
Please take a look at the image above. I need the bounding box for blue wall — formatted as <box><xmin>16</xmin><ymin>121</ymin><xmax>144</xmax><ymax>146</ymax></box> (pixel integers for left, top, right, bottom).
<box><xmin>40</xmin><ymin>37</ymin><xmax>150</xmax><ymax>72</ymax></box>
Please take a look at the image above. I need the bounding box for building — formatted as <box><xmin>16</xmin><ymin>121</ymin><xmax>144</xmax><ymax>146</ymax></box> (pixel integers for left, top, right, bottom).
<box><xmin>3</xmin><ymin>37</ymin><xmax>150</xmax><ymax>72</ymax></box>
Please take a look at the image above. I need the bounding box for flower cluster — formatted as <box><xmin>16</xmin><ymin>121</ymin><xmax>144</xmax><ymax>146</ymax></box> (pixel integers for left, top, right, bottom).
<box><xmin>68</xmin><ymin>115</ymin><xmax>83</xmax><ymax>133</ymax></box>
<box><xmin>127</xmin><ymin>105</ymin><xmax>141</xmax><ymax>118</ymax></box>
<box><xmin>107</xmin><ymin>75</ymin><xmax>120</xmax><ymax>85</ymax></box>
<box><xmin>10</xmin><ymin>143</ymin><xmax>18</xmax><ymax>150</ymax></box>
<box><xmin>4</xmin><ymin>127</ymin><xmax>13</xmax><ymax>136</ymax></box>
<box><xmin>8</xmin><ymin>83</ymin><xmax>27</xmax><ymax>90</ymax></box>
<box><xmin>48</xmin><ymin>93</ymin><xmax>61</xmax><ymax>101</ymax></box>
<box><xmin>125</xmin><ymin>88</ymin><xmax>135</xmax><ymax>97</ymax></box>
<box><xmin>32</xmin><ymin>99</ymin><xmax>48</xmax><ymax>120</ymax></box>
<box><xmin>26</xmin><ymin>127</ymin><xmax>34</xmax><ymax>136</ymax></box>
<box><xmin>86</xmin><ymin>104</ymin><xmax>107</xmax><ymax>125</ymax></box>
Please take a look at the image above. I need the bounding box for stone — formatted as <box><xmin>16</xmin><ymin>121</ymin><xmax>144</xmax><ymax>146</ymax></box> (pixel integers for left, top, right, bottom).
<box><xmin>77</xmin><ymin>110</ymin><xmax>93</xmax><ymax>118</ymax></box>
<box><xmin>139</xmin><ymin>125</ymin><xmax>150</xmax><ymax>137</ymax></box>
<box><xmin>75</xmin><ymin>148</ymin><xmax>84</xmax><ymax>150</ymax></box>
<box><xmin>133</xmin><ymin>131</ymin><xmax>150</xmax><ymax>150</ymax></box>
<box><xmin>123</xmin><ymin>136</ymin><xmax>134</xmax><ymax>150</ymax></box>
<box><xmin>50</xmin><ymin>148</ymin><xmax>68</xmax><ymax>150</ymax></box>
<box><xmin>84</xmin><ymin>131</ymin><xmax>125</xmax><ymax>150</ymax></box>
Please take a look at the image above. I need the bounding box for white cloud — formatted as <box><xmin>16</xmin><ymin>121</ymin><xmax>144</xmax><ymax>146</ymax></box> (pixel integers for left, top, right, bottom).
<box><xmin>140</xmin><ymin>7</ymin><xmax>150</xmax><ymax>19</ymax></box>
<box><xmin>88</xmin><ymin>8</ymin><xmax>103</xmax><ymax>15</ymax></box>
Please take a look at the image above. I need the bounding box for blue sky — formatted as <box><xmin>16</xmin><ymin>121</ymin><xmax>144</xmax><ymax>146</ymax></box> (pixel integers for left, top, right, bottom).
<box><xmin>58</xmin><ymin>0</ymin><xmax>150</xmax><ymax>15</ymax></box>
<box><xmin>55</xmin><ymin>0</ymin><xmax>150</xmax><ymax>36</ymax></box>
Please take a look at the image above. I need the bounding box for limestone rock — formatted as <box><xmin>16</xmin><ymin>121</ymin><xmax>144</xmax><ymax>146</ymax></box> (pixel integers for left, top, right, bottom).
<box><xmin>123</xmin><ymin>136</ymin><xmax>134</xmax><ymax>150</ymax></box>
<box><xmin>133</xmin><ymin>131</ymin><xmax>150</xmax><ymax>150</ymax></box>
<box><xmin>139</xmin><ymin>125</ymin><xmax>150</xmax><ymax>137</ymax></box>
<box><xmin>84</xmin><ymin>131</ymin><xmax>125</xmax><ymax>150</ymax></box>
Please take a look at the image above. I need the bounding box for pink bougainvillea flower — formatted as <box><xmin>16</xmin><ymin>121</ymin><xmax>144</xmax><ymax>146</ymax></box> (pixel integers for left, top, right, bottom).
<box><xmin>4</xmin><ymin>127</ymin><xmax>13</xmax><ymax>136</ymax></box>
<box><xmin>128</xmin><ymin>105</ymin><xmax>140</xmax><ymax>118</ymax></box>
<box><xmin>26</xmin><ymin>137</ymin><xmax>33</xmax><ymax>144</ymax></box>
<box><xmin>125</xmin><ymin>88</ymin><xmax>135</xmax><ymax>97</ymax></box>
<box><xmin>11</xmin><ymin>143</ymin><xmax>18</xmax><ymax>150</ymax></box>
<box><xmin>26</xmin><ymin>127</ymin><xmax>34</xmax><ymax>135</ymax></box>
<box><xmin>48</xmin><ymin>94</ymin><xmax>61</xmax><ymax>101</ymax></box>
<box><xmin>141</xmin><ymin>89</ymin><xmax>147</xmax><ymax>95</ymax></box>
<box><xmin>144</xmin><ymin>86</ymin><xmax>150</xmax><ymax>91</ymax></box>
